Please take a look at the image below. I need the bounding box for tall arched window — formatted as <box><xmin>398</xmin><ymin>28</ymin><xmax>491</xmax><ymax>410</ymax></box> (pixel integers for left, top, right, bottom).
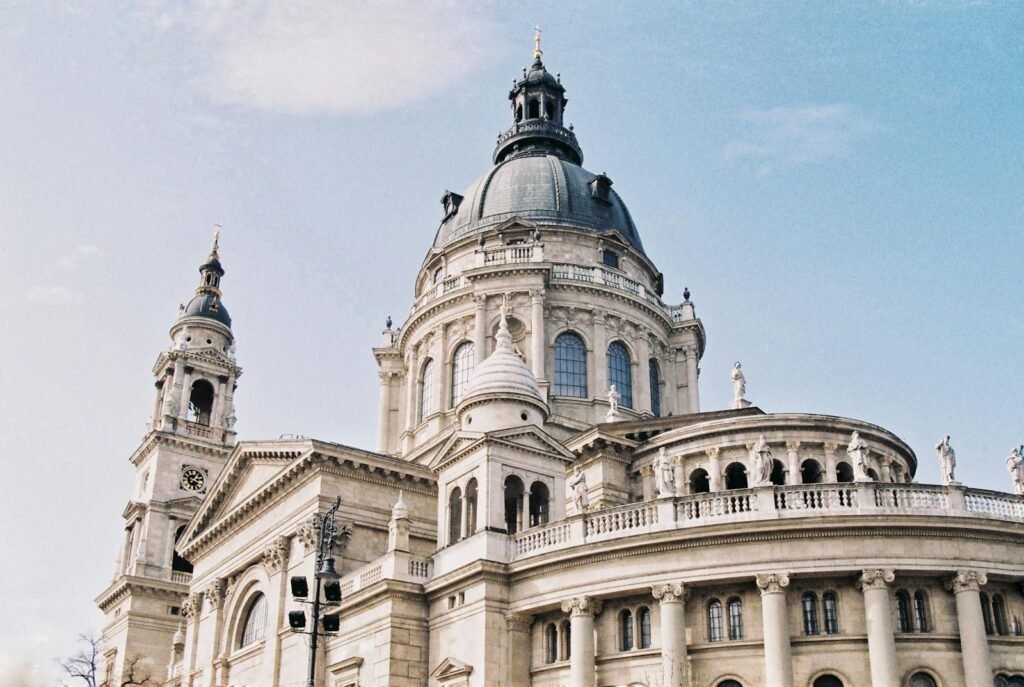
<box><xmin>909</xmin><ymin>674</ymin><xmax>938</xmax><ymax>687</ymax></box>
<box><xmin>450</xmin><ymin>342</ymin><xmax>475</xmax><ymax>407</ymax></box>
<box><xmin>823</xmin><ymin>592</ymin><xmax>840</xmax><ymax>634</ymax></box>
<box><xmin>914</xmin><ymin>590</ymin><xmax>931</xmax><ymax>633</ymax></box>
<box><xmin>994</xmin><ymin>594</ymin><xmax>1010</xmax><ymax>636</ymax></box>
<box><xmin>607</xmin><ymin>341</ymin><xmax>633</xmax><ymax>408</ymax></box>
<box><xmin>896</xmin><ymin>590</ymin><xmax>913</xmax><ymax>632</ymax></box>
<box><xmin>553</xmin><ymin>332</ymin><xmax>588</xmax><ymax>398</ymax></box>
<box><xmin>802</xmin><ymin>592</ymin><xmax>819</xmax><ymax>635</ymax></box>
<box><xmin>708</xmin><ymin>599</ymin><xmax>724</xmax><ymax>642</ymax></box>
<box><xmin>171</xmin><ymin>525</ymin><xmax>193</xmax><ymax>574</ymax></box>
<box><xmin>448</xmin><ymin>486</ymin><xmax>462</xmax><ymax>545</ymax></box>
<box><xmin>689</xmin><ymin>468</ymin><xmax>710</xmax><ymax>494</ymax></box>
<box><xmin>649</xmin><ymin>359</ymin><xmax>661</xmax><ymax>417</ymax></box>
<box><xmin>638</xmin><ymin>607</ymin><xmax>652</xmax><ymax>649</ymax></box>
<box><xmin>544</xmin><ymin>623</ymin><xmax>558</xmax><ymax>664</ymax></box>
<box><xmin>464</xmin><ymin>478</ymin><xmax>478</xmax><ymax>536</ymax></box>
<box><xmin>728</xmin><ymin>597</ymin><xmax>744</xmax><ymax>640</ymax></box>
<box><xmin>619</xmin><ymin>609</ymin><xmax>634</xmax><ymax>651</ymax></box>
<box><xmin>504</xmin><ymin>475</ymin><xmax>525</xmax><ymax>535</ymax></box>
<box><xmin>801</xmin><ymin>459</ymin><xmax>823</xmax><ymax>484</ymax></box>
<box><xmin>771</xmin><ymin>459</ymin><xmax>787</xmax><ymax>486</ymax></box>
<box><xmin>418</xmin><ymin>359</ymin><xmax>436</xmax><ymax>421</ymax></box>
<box><xmin>724</xmin><ymin>462</ymin><xmax>748</xmax><ymax>490</ymax></box>
<box><xmin>561</xmin><ymin>620</ymin><xmax>571</xmax><ymax>660</ymax></box>
<box><xmin>187</xmin><ymin>379</ymin><xmax>215</xmax><ymax>425</ymax></box>
<box><xmin>836</xmin><ymin>462</ymin><xmax>855</xmax><ymax>482</ymax></box>
<box><xmin>528</xmin><ymin>481</ymin><xmax>550</xmax><ymax>528</ymax></box>
<box><xmin>981</xmin><ymin>592</ymin><xmax>995</xmax><ymax>635</ymax></box>
<box><xmin>239</xmin><ymin>593</ymin><xmax>268</xmax><ymax>648</ymax></box>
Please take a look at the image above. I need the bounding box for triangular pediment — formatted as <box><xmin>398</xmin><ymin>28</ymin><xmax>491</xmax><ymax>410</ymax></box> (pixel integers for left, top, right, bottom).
<box><xmin>430</xmin><ymin>425</ymin><xmax>573</xmax><ymax>472</ymax></box>
<box><xmin>429</xmin><ymin>432</ymin><xmax>486</xmax><ymax>470</ymax></box>
<box><xmin>430</xmin><ymin>656</ymin><xmax>472</xmax><ymax>680</ymax></box>
<box><xmin>493</xmin><ymin>216</ymin><xmax>539</xmax><ymax>233</ymax></box>
<box><xmin>219</xmin><ymin>459</ymin><xmax>290</xmax><ymax>513</ymax></box>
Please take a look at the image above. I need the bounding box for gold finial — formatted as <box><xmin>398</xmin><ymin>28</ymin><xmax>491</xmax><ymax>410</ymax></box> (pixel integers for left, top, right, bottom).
<box><xmin>533</xmin><ymin>26</ymin><xmax>543</xmax><ymax>61</ymax></box>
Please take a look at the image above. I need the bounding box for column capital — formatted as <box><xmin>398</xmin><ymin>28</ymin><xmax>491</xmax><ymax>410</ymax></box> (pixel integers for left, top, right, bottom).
<box><xmin>756</xmin><ymin>572</ymin><xmax>790</xmax><ymax>594</ymax></box>
<box><xmin>672</xmin><ymin>454</ymin><xmax>686</xmax><ymax>466</ymax></box>
<box><xmin>561</xmin><ymin>596</ymin><xmax>603</xmax><ymax>617</ymax></box>
<box><xmin>506</xmin><ymin>612</ymin><xmax>533</xmax><ymax>632</ymax></box>
<box><xmin>472</xmin><ymin>293</ymin><xmax>488</xmax><ymax>307</ymax></box>
<box><xmin>260</xmin><ymin>535</ymin><xmax>290</xmax><ymax>574</ymax></box>
<box><xmin>823</xmin><ymin>442</ymin><xmax>839</xmax><ymax>453</ymax></box>
<box><xmin>947</xmin><ymin>569</ymin><xmax>988</xmax><ymax>594</ymax></box>
<box><xmin>652</xmin><ymin>582</ymin><xmax>688</xmax><ymax>603</ymax></box>
<box><xmin>529</xmin><ymin>288</ymin><xmax>545</xmax><ymax>301</ymax></box>
<box><xmin>640</xmin><ymin>465</ymin><xmax>655</xmax><ymax>477</ymax></box>
<box><xmin>705</xmin><ymin>447</ymin><xmax>720</xmax><ymax>459</ymax></box>
<box><xmin>859</xmin><ymin>568</ymin><xmax>896</xmax><ymax>591</ymax></box>
<box><xmin>180</xmin><ymin>592</ymin><xmax>203</xmax><ymax>624</ymax></box>
<box><xmin>202</xmin><ymin>578</ymin><xmax>226</xmax><ymax>610</ymax></box>
<box><xmin>785</xmin><ymin>440</ymin><xmax>801</xmax><ymax>452</ymax></box>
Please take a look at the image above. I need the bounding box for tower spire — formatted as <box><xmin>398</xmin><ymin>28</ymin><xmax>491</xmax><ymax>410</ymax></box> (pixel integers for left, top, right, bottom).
<box><xmin>533</xmin><ymin>26</ymin><xmax>543</xmax><ymax>62</ymax></box>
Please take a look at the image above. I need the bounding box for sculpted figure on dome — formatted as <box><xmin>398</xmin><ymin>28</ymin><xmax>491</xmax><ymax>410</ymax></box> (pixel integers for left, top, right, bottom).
<box><xmin>935</xmin><ymin>435</ymin><xmax>957</xmax><ymax>485</ymax></box>
<box><xmin>750</xmin><ymin>435</ymin><xmax>774</xmax><ymax>486</ymax></box>
<box><xmin>731</xmin><ymin>362</ymin><xmax>747</xmax><ymax>409</ymax></box>
<box><xmin>569</xmin><ymin>465</ymin><xmax>589</xmax><ymax>513</ymax></box>
<box><xmin>653</xmin><ymin>448</ymin><xmax>675</xmax><ymax>497</ymax></box>
<box><xmin>1007</xmin><ymin>446</ymin><xmax>1024</xmax><ymax>496</ymax></box>
<box><xmin>847</xmin><ymin>431</ymin><xmax>871</xmax><ymax>481</ymax></box>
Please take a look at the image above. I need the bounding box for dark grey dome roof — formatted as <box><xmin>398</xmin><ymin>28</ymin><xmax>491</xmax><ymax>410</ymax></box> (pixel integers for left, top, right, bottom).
<box><xmin>183</xmin><ymin>293</ymin><xmax>231</xmax><ymax>328</ymax></box>
<box><xmin>434</xmin><ymin>154</ymin><xmax>644</xmax><ymax>252</ymax></box>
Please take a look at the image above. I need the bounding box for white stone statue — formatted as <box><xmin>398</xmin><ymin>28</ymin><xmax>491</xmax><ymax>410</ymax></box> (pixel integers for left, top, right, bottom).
<box><xmin>606</xmin><ymin>384</ymin><xmax>622</xmax><ymax>421</ymax></box>
<box><xmin>847</xmin><ymin>431</ymin><xmax>871</xmax><ymax>481</ymax></box>
<box><xmin>653</xmin><ymin>447</ymin><xmax>675</xmax><ymax>497</ymax></box>
<box><xmin>731</xmin><ymin>362</ymin><xmax>751</xmax><ymax>410</ymax></box>
<box><xmin>569</xmin><ymin>465</ymin><xmax>589</xmax><ymax>512</ymax></box>
<box><xmin>935</xmin><ymin>435</ymin><xmax>957</xmax><ymax>485</ymax></box>
<box><xmin>1007</xmin><ymin>447</ymin><xmax>1024</xmax><ymax>496</ymax></box>
<box><xmin>749</xmin><ymin>435</ymin><xmax>774</xmax><ymax>486</ymax></box>
<box><xmin>163</xmin><ymin>395</ymin><xmax>178</xmax><ymax>417</ymax></box>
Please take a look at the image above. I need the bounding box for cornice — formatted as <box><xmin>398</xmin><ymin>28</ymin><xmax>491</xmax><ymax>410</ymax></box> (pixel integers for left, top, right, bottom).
<box><xmin>129</xmin><ymin>430</ymin><xmax>232</xmax><ymax>467</ymax></box>
<box><xmin>95</xmin><ymin>575</ymin><xmax>190</xmax><ymax>611</ymax></box>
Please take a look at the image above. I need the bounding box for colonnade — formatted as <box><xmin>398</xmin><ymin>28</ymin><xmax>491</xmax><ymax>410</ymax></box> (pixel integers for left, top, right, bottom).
<box><xmin>556</xmin><ymin>568</ymin><xmax>994</xmax><ymax>687</ymax></box>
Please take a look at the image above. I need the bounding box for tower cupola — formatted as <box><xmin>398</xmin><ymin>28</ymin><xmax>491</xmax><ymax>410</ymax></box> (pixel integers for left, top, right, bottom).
<box><xmin>180</xmin><ymin>232</ymin><xmax>231</xmax><ymax>329</ymax></box>
<box><xmin>494</xmin><ymin>29</ymin><xmax>583</xmax><ymax>165</ymax></box>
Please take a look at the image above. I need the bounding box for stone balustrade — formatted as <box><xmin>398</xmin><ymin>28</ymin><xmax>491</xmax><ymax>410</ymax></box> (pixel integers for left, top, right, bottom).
<box><xmin>479</xmin><ymin>242</ymin><xmax>543</xmax><ymax>266</ymax></box>
<box><xmin>412</xmin><ymin>275</ymin><xmax>469</xmax><ymax>310</ymax></box>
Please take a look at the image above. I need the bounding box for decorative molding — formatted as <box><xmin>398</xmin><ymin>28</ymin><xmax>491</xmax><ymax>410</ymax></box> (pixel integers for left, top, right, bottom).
<box><xmin>859</xmin><ymin>568</ymin><xmax>896</xmax><ymax>591</ymax></box>
<box><xmin>506</xmin><ymin>612</ymin><xmax>533</xmax><ymax>632</ymax></box>
<box><xmin>260</xmin><ymin>536</ymin><xmax>290</xmax><ymax>574</ymax></box>
<box><xmin>561</xmin><ymin>596</ymin><xmax>603</xmax><ymax>617</ymax></box>
<box><xmin>651</xmin><ymin>582</ymin><xmax>688</xmax><ymax>603</ymax></box>
<box><xmin>786</xmin><ymin>441</ymin><xmax>801</xmax><ymax>452</ymax></box>
<box><xmin>947</xmin><ymin>569</ymin><xmax>987</xmax><ymax>594</ymax></box>
<box><xmin>180</xmin><ymin>593</ymin><xmax>202</xmax><ymax>622</ymax></box>
<box><xmin>202</xmin><ymin>579</ymin><xmax>226</xmax><ymax>610</ymax></box>
<box><xmin>755</xmin><ymin>573</ymin><xmax>791</xmax><ymax>594</ymax></box>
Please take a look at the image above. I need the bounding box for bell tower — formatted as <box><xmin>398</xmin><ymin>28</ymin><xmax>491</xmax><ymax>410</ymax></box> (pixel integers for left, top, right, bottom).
<box><xmin>96</xmin><ymin>233</ymin><xmax>241</xmax><ymax>686</ymax></box>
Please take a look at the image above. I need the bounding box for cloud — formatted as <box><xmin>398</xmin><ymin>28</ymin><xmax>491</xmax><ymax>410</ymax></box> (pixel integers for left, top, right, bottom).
<box><xmin>26</xmin><ymin>285</ymin><xmax>80</xmax><ymax>306</ymax></box>
<box><xmin>174</xmin><ymin>1</ymin><xmax>499</xmax><ymax>116</ymax></box>
<box><xmin>723</xmin><ymin>104</ymin><xmax>879</xmax><ymax>176</ymax></box>
<box><xmin>56</xmin><ymin>244</ymin><xmax>103</xmax><ymax>270</ymax></box>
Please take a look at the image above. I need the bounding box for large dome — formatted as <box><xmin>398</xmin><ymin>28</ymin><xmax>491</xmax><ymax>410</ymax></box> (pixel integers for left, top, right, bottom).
<box><xmin>433</xmin><ymin>153</ymin><xmax>644</xmax><ymax>253</ymax></box>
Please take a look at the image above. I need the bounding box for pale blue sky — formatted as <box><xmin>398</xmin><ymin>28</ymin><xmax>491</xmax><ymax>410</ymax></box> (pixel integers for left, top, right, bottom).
<box><xmin>1</xmin><ymin>1</ymin><xmax>1021</xmax><ymax>681</ymax></box>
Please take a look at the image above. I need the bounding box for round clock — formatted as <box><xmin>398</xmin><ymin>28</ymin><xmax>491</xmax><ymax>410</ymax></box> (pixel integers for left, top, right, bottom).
<box><xmin>180</xmin><ymin>467</ymin><xmax>205</xmax><ymax>492</ymax></box>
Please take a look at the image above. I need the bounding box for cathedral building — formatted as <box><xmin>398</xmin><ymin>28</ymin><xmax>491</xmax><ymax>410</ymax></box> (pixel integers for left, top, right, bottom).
<box><xmin>96</xmin><ymin>42</ymin><xmax>1024</xmax><ymax>687</ymax></box>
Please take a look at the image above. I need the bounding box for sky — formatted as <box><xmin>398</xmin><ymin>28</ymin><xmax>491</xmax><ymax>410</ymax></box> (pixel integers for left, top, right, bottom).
<box><xmin>1</xmin><ymin>0</ymin><xmax>1022</xmax><ymax>682</ymax></box>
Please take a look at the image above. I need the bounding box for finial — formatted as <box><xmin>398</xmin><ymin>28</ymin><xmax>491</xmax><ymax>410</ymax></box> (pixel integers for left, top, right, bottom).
<box><xmin>533</xmin><ymin>26</ymin><xmax>543</xmax><ymax>61</ymax></box>
<box><xmin>683</xmin><ymin>287</ymin><xmax>690</xmax><ymax>301</ymax></box>
<box><xmin>496</xmin><ymin>296</ymin><xmax>513</xmax><ymax>350</ymax></box>
<box><xmin>211</xmin><ymin>225</ymin><xmax>221</xmax><ymax>258</ymax></box>
<box><xmin>392</xmin><ymin>490</ymin><xmax>408</xmax><ymax>519</ymax></box>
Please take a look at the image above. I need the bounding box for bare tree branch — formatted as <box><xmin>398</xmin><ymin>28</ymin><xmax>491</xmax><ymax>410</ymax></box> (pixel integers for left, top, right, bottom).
<box><xmin>57</xmin><ymin>634</ymin><xmax>99</xmax><ymax>687</ymax></box>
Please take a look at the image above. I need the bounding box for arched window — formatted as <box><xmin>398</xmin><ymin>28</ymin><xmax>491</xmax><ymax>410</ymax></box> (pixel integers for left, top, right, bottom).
<box><xmin>708</xmin><ymin>599</ymin><xmax>724</xmax><ymax>642</ymax></box>
<box><xmin>638</xmin><ymin>607</ymin><xmax>652</xmax><ymax>649</ymax></box>
<box><xmin>607</xmin><ymin>342</ymin><xmax>633</xmax><ymax>408</ymax></box>
<box><xmin>914</xmin><ymin>590</ymin><xmax>931</xmax><ymax>633</ymax></box>
<box><xmin>995</xmin><ymin>676</ymin><xmax>1024</xmax><ymax>687</ymax></box>
<box><xmin>909</xmin><ymin>673</ymin><xmax>938</xmax><ymax>687</ymax></box>
<box><xmin>187</xmin><ymin>379</ymin><xmax>215</xmax><ymax>425</ymax></box>
<box><xmin>528</xmin><ymin>99</ymin><xmax>540</xmax><ymax>119</ymax></box>
<box><xmin>553</xmin><ymin>332</ymin><xmax>587</xmax><ymax>398</ymax></box>
<box><xmin>812</xmin><ymin>676</ymin><xmax>845</xmax><ymax>687</ymax></box>
<box><xmin>770</xmin><ymin>459</ymin><xmax>786</xmax><ymax>486</ymax></box>
<box><xmin>717</xmin><ymin>680</ymin><xmax>743</xmax><ymax>687</ymax></box>
<box><xmin>619</xmin><ymin>609</ymin><xmax>634</xmax><ymax>651</ymax></box>
<box><xmin>836</xmin><ymin>462</ymin><xmax>855</xmax><ymax>482</ymax></box>
<box><xmin>823</xmin><ymin>592</ymin><xmax>839</xmax><ymax>634</ymax></box>
<box><xmin>464</xmin><ymin>478</ymin><xmax>478</xmax><ymax>536</ymax></box>
<box><xmin>724</xmin><ymin>462</ymin><xmax>748</xmax><ymax>490</ymax></box>
<box><xmin>561</xmin><ymin>620</ymin><xmax>572</xmax><ymax>660</ymax></box>
<box><xmin>649</xmin><ymin>359</ymin><xmax>661</xmax><ymax>417</ymax></box>
<box><xmin>450</xmin><ymin>342</ymin><xmax>475</xmax><ymax>408</ymax></box>
<box><xmin>239</xmin><ymin>593</ymin><xmax>268</xmax><ymax>648</ymax></box>
<box><xmin>689</xmin><ymin>469</ymin><xmax>710</xmax><ymax>494</ymax></box>
<box><xmin>802</xmin><ymin>592</ymin><xmax>819</xmax><ymax>635</ymax></box>
<box><xmin>801</xmin><ymin>459</ymin><xmax>823</xmax><ymax>484</ymax></box>
<box><xmin>994</xmin><ymin>593</ymin><xmax>1010</xmax><ymax>636</ymax></box>
<box><xmin>866</xmin><ymin>468</ymin><xmax>880</xmax><ymax>481</ymax></box>
<box><xmin>727</xmin><ymin>597</ymin><xmax>743</xmax><ymax>640</ymax></box>
<box><xmin>981</xmin><ymin>592</ymin><xmax>995</xmax><ymax>635</ymax></box>
<box><xmin>448</xmin><ymin>486</ymin><xmax>462</xmax><ymax>545</ymax></box>
<box><xmin>544</xmin><ymin>623</ymin><xmax>558</xmax><ymax>664</ymax></box>
<box><xmin>528</xmin><ymin>481</ymin><xmax>550</xmax><ymax>528</ymax></box>
<box><xmin>171</xmin><ymin>525</ymin><xmax>193</xmax><ymax>574</ymax></box>
<box><xmin>504</xmin><ymin>475</ymin><xmax>525</xmax><ymax>535</ymax></box>
<box><xmin>418</xmin><ymin>359</ymin><xmax>436</xmax><ymax>421</ymax></box>
<box><xmin>896</xmin><ymin>590</ymin><xmax>913</xmax><ymax>632</ymax></box>
<box><xmin>515</xmin><ymin>104</ymin><xmax>523</xmax><ymax>122</ymax></box>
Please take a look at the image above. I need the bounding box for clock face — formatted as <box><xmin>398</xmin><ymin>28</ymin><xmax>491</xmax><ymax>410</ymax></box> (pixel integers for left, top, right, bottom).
<box><xmin>180</xmin><ymin>467</ymin><xmax>206</xmax><ymax>492</ymax></box>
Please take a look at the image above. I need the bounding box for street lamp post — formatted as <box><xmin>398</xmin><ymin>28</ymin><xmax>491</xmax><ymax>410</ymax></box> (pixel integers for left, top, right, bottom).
<box><xmin>288</xmin><ymin>497</ymin><xmax>344</xmax><ymax>687</ymax></box>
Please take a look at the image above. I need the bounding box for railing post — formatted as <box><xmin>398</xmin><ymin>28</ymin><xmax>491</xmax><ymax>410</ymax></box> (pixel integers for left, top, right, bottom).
<box><xmin>569</xmin><ymin>514</ymin><xmax>586</xmax><ymax>546</ymax></box>
<box><xmin>655</xmin><ymin>499</ymin><xmax>676</xmax><ymax>532</ymax></box>
<box><xmin>946</xmin><ymin>484</ymin><xmax>967</xmax><ymax>513</ymax></box>
<box><xmin>857</xmin><ymin>482</ymin><xmax>878</xmax><ymax>513</ymax></box>
<box><xmin>756</xmin><ymin>485</ymin><xmax>778</xmax><ymax>516</ymax></box>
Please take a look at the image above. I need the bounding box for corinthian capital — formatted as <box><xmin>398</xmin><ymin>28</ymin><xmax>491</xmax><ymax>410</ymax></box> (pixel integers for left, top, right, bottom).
<box><xmin>261</xmin><ymin>535</ymin><xmax>290</xmax><ymax>574</ymax></box>
<box><xmin>859</xmin><ymin>568</ymin><xmax>896</xmax><ymax>591</ymax></box>
<box><xmin>561</xmin><ymin>596</ymin><xmax>603</xmax><ymax>617</ymax></box>
<box><xmin>180</xmin><ymin>592</ymin><xmax>202</xmax><ymax>622</ymax></box>
<box><xmin>506</xmin><ymin>612</ymin><xmax>533</xmax><ymax>632</ymax></box>
<box><xmin>947</xmin><ymin>569</ymin><xmax>988</xmax><ymax>594</ymax></box>
<box><xmin>651</xmin><ymin>582</ymin><xmax>688</xmax><ymax>603</ymax></box>
<box><xmin>755</xmin><ymin>573</ymin><xmax>790</xmax><ymax>594</ymax></box>
<box><xmin>202</xmin><ymin>579</ymin><xmax>226</xmax><ymax>610</ymax></box>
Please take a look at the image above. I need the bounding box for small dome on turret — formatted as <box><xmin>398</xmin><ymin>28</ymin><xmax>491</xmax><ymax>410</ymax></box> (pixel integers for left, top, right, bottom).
<box><xmin>178</xmin><ymin>232</ymin><xmax>232</xmax><ymax>330</ymax></box>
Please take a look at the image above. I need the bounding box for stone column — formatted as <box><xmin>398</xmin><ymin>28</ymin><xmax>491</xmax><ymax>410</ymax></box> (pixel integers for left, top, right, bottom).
<box><xmin>203</xmin><ymin>579</ymin><xmax>226</xmax><ymax>687</ymax></box>
<box><xmin>636</xmin><ymin>336</ymin><xmax>651</xmax><ymax>414</ymax></box>
<box><xmin>530</xmin><ymin>289</ymin><xmax>545</xmax><ymax>379</ymax></box>
<box><xmin>756</xmin><ymin>573</ymin><xmax>793</xmax><ymax>687</ymax></box>
<box><xmin>652</xmin><ymin>583</ymin><xmax>688</xmax><ymax>687</ymax></box>
<box><xmin>684</xmin><ymin>346</ymin><xmax>700</xmax><ymax>413</ymax></box>
<box><xmin>707</xmin><ymin>448</ymin><xmax>722</xmax><ymax>492</ymax></box>
<box><xmin>404</xmin><ymin>348</ymin><xmax>418</xmax><ymax>430</ymax></box>
<box><xmin>641</xmin><ymin>465</ymin><xmax>655</xmax><ymax>501</ymax></box>
<box><xmin>561</xmin><ymin>596</ymin><xmax>602</xmax><ymax>687</ymax></box>
<box><xmin>178</xmin><ymin>366</ymin><xmax>194</xmax><ymax>422</ymax></box>
<box><xmin>474</xmin><ymin>295</ymin><xmax>488</xmax><ymax>366</ymax></box>
<box><xmin>859</xmin><ymin>569</ymin><xmax>899</xmax><ymax>687</ymax></box>
<box><xmin>593</xmin><ymin>313</ymin><xmax>608</xmax><ymax>400</ymax></box>
<box><xmin>824</xmin><ymin>443</ymin><xmax>838</xmax><ymax>483</ymax></box>
<box><xmin>786</xmin><ymin>441</ymin><xmax>801</xmax><ymax>484</ymax></box>
<box><xmin>948</xmin><ymin>569</ymin><xmax>993</xmax><ymax>687</ymax></box>
<box><xmin>673</xmin><ymin>456</ymin><xmax>686</xmax><ymax>497</ymax></box>
<box><xmin>377</xmin><ymin>371</ymin><xmax>392</xmax><ymax>452</ymax></box>
<box><xmin>179</xmin><ymin>592</ymin><xmax>202</xmax><ymax>687</ymax></box>
<box><xmin>506</xmin><ymin>613</ymin><xmax>533</xmax><ymax>686</ymax></box>
<box><xmin>879</xmin><ymin>457</ymin><xmax>892</xmax><ymax>483</ymax></box>
<box><xmin>260</xmin><ymin>537</ymin><xmax>290</xmax><ymax>687</ymax></box>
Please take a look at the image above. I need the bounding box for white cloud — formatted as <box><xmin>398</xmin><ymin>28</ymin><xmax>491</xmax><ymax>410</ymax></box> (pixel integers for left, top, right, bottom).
<box><xmin>723</xmin><ymin>104</ymin><xmax>879</xmax><ymax>176</ymax></box>
<box><xmin>56</xmin><ymin>244</ymin><xmax>104</xmax><ymax>269</ymax></box>
<box><xmin>176</xmin><ymin>1</ymin><xmax>498</xmax><ymax>116</ymax></box>
<box><xmin>25</xmin><ymin>285</ymin><xmax>80</xmax><ymax>305</ymax></box>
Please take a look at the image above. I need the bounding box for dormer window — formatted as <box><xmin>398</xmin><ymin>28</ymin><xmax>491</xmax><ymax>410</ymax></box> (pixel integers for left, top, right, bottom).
<box><xmin>441</xmin><ymin>191</ymin><xmax>463</xmax><ymax>220</ymax></box>
<box><xmin>602</xmin><ymin>249</ymin><xmax>620</xmax><ymax>270</ymax></box>
<box><xmin>590</xmin><ymin>174</ymin><xmax>613</xmax><ymax>204</ymax></box>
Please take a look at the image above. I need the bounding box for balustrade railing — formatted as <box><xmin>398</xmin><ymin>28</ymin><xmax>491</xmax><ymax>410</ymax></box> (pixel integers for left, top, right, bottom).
<box><xmin>965</xmin><ymin>490</ymin><xmax>1024</xmax><ymax>521</ymax></box>
<box><xmin>481</xmin><ymin>243</ymin><xmax>540</xmax><ymax>265</ymax></box>
<box><xmin>874</xmin><ymin>484</ymin><xmax>948</xmax><ymax>511</ymax></box>
<box><xmin>513</xmin><ymin>522</ymin><xmax>571</xmax><ymax>558</ymax></box>
<box><xmin>586</xmin><ymin>502</ymin><xmax>658</xmax><ymax>538</ymax></box>
<box><xmin>170</xmin><ymin>571</ymin><xmax>193</xmax><ymax>585</ymax></box>
<box><xmin>413</xmin><ymin>275</ymin><xmax>468</xmax><ymax>309</ymax></box>
<box><xmin>184</xmin><ymin>422</ymin><xmax>211</xmax><ymax>439</ymax></box>
<box><xmin>677</xmin><ymin>489</ymin><xmax>756</xmax><ymax>522</ymax></box>
<box><xmin>775</xmin><ymin>484</ymin><xmax>857</xmax><ymax>511</ymax></box>
<box><xmin>551</xmin><ymin>263</ymin><xmax>663</xmax><ymax>306</ymax></box>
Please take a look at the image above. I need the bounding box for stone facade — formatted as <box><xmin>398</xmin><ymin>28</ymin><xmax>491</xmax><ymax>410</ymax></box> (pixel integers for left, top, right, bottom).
<box><xmin>98</xmin><ymin>47</ymin><xmax>1024</xmax><ymax>687</ymax></box>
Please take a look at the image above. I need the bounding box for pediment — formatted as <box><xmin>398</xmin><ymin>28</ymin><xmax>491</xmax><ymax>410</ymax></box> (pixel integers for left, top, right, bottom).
<box><xmin>219</xmin><ymin>460</ymin><xmax>290</xmax><ymax>513</ymax></box>
<box><xmin>493</xmin><ymin>216</ymin><xmax>539</xmax><ymax>234</ymax></box>
<box><xmin>430</xmin><ymin>656</ymin><xmax>472</xmax><ymax>680</ymax></box>
<box><xmin>430</xmin><ymin>425</ymin><xmax>574</xmax><ymax>472</ymax></box>
<box><xmin>429</xmin><ymin>433</ymin><xmax>486</xmax><ymax>470</ymax></box>
<box><xmin>598</xmin><ymin>227</ymin><xmax>633</xmax><ymax>249</ymax></box>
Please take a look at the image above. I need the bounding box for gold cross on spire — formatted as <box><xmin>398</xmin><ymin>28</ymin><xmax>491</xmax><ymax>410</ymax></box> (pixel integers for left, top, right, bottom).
<box><xmin>533</xmin><ymin>26</ymin><xmax>543</xmax><ymax>60</ymax></box>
